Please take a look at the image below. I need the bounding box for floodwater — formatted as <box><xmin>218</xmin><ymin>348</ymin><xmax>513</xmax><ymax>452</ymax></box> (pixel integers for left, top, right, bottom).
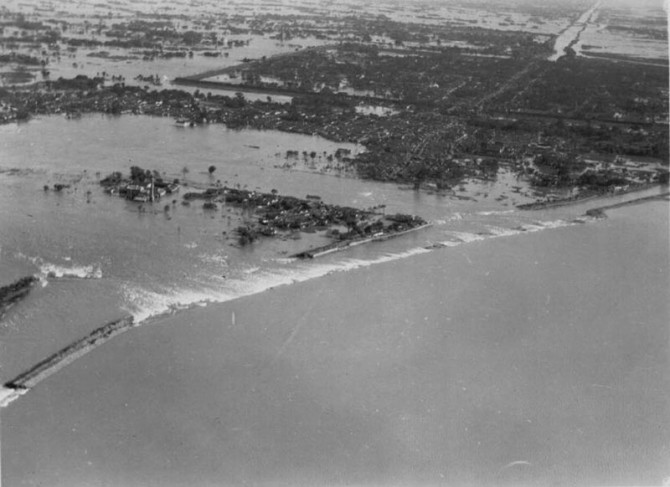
<box><xmin>575</xmin><ymin>2</ymin><xmax>669</xmax><ymax>62</ymax></box>
<box><xmin>0</xmin><ymin>115</ymin><xmax>668</xmax><ymax>486</ymax></box>
<box><xmin>550</xmin><ymin>0</ymin><xmax>668</xmax><ymax>62</ymax></box>
<box><xmin>549</xmin><ymin>0</ymin><xmax>602</xmax><ymax>62</ymax></box>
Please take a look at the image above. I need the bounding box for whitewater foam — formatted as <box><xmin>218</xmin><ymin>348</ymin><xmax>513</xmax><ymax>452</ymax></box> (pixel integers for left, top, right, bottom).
<box><xmin>477</xmin><ymin>209</ymin><xmax>516</xmax><ymax>216</ymax></box>
<box><xmin>269</xmin><ymin>257</ymin><xmax>297</xmax><ymax>265</ymax></box>
<box><xmin>39</xmin><ymin>262</ymin><xmax>103</xmax><ymax>279</ymax></box>
<box><xmin>487</xmin><ymin>226</ymin><xmax>525</xmax><ymax>238</ymax></box>
<box><xmin>121</xmin><ymin>216</ymin><xmax>594</xmax><ymax>326</ymax></box>
<box><xmin>0</xmin><ymin>386</ymin><xmax>25</xmax><ymax>408</ymax></box>
<box><xmin>19</xmin><ymin>254</ymin><xmax>103</xmax><ymax>279</ymax></box>
<box><xmin>448</xmin><ymin>232</ymin><xmax>487</xmax><ymax>243</ymax></box>
<box><xmin>199</xmin><ymin>253</ymin><xmax>229</xmax><ymax>266</ymax></box>
<box><xmin>121</xmin><ymin>284</ymin><xmax>238</xmax><ymax>324</ymax></box>
<box><xmin>537</xmin><ymin>219</ymin><xmax>571</xmax><ymax>229</ymax></box>
<box><xmin>122</xmin><ymin>245</ymin><xmax>434</xmax><ymax>325</ymax></box>
<box><xmin>436</xmin><ymin>217</ymin><xmax>589</xmax><ymax>248</ymax></box>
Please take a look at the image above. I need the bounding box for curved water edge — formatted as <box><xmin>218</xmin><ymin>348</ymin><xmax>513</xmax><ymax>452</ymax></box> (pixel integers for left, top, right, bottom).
<box><xmin>0</xmin><ymin>113</ymin><xmax>666</xmax><ymax>407</ymax></box>
<box><xmin>4</xmin><ymin>184</ymin><xmax>668</xmax><ymax>487</ymax></box>
<box><xmin>0</xmin><ymin>200</ymin><xmax>633</xmax><ymax>407</ymax></box>
<box><xmin>121</xmin><ymin>207</ymin><xmax>610</xmax><ymax>325</ymax></box>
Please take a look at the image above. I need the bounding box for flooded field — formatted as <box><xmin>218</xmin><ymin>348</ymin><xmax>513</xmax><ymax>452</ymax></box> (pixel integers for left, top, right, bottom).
<box><xmin>0</xmin><ymin>0</ymin><xmax>593</xmax><ymax>90</ymax></box>
<box><xmin>0</xmin><ymin>0</ymin><xmax>668</xmax><ymax>485</ymax></box>
<box><xmin>2</xmin><ymin>120</ymin><xmax>668</xmax><ymax>484</ymax></box>
<box><xmin>575</xmin><ymin>0</ymin><xmax>668</xmax><ymax>61</ymax></box>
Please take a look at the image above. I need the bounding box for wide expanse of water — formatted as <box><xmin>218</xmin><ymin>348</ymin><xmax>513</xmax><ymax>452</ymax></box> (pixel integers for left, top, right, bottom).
<box><xmin>1</xmin><ymin>115</ymin><xmax>668</xmax><ymax>485</ymax></box>
<box><xmin>0</xmin><ymin>114</ymin><xmax>562</xmax><ymax>360</ymax></box>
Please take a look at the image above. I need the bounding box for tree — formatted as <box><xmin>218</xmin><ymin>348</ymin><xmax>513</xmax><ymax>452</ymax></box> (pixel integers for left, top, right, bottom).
<box><xmin>234</xmin><ymin>92</ymin><xmax>246</xmax><ymax>107</ymax></box>
<box><xmin>208</xmin><ymin>165</ymin><xmax>216</xmax><ymax>175</ymax></box>
<box><xmin>130</xmin><ymin>165</ymin><xmax>146</xmax><ymax>183</ymax></box>
<box><xmin>182</xmin><ymin>31</ymin><xmax>202</xmax><ymax>46</ymax></box>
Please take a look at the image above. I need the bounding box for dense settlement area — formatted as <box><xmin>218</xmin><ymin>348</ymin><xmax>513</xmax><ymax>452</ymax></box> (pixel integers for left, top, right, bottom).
<box><xmin>0</xmin><ymin>0</ymin><xmax>668</xmax><ymax>316</ymax></box>
<box><xmin>1</xmin><ymin>1</ymin><xmax>668</xmax><ymax>204</ymax></box>
<box><xmin>98</xmin><ymin>165</ymin><xmax>427</xmax><ymax>253</ymax></box>
<box><xmin>0</xmin><ymin>2</ymin><xmax>668</xmax><ymax>197</ymax></box>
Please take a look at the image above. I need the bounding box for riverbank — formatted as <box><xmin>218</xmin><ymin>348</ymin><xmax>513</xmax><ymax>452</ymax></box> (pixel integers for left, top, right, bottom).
<box><xmin>516</xmin><ymin>183</ymin><xmax>667</xmax><ymax>211</ymax></box>
<box><xmin>3</xmin><ymin>196</ymin><xmax>667</xmax><ymax>486</ymax></box>
<box><xmin>291</xmin><ymin>222</ymin><xmax>432</xmax><ymax>259</ymax></box>
<box><xmin>3</xmin><ymin>316</ymin><xmax>134</xmax><ymax>394</ymax></box>
<box><xmin>0</xmin><ymin>276</ymin><xmax>38</xmax><ymax>321</ymax></box>
<box><xmin>584</xmin><ymin>191</ymin><xmax>670</xmax><ymax>218</ymax></box>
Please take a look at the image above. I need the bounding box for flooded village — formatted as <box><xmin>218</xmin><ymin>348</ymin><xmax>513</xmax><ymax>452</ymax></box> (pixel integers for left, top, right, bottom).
<box><xmin>0</xmin><ymin>0</ymin><xmax>667</xmax><ymax>203</ymax></box>
<box><xmin>0</xmin><ymin>0</ymin><xmax>668</xmax><ymax>485</ymax></box>
<box><xmin>99</xmin><ymin>164</ymin><xmax>427</xmax><ymax>253</ymax></box>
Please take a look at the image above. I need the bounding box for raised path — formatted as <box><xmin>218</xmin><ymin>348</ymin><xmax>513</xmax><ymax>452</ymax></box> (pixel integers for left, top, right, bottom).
<box><xmin>1</xmin><ymin>316</ymin><xmax>135</xmax><ymax>408</ymax></box>
<box><xmin>549</xmin><ymin>0</ymin><xmax>602</xmax><ymax>62</ymax></box>
<box><xmin>291</xmin><ymin>223</ymin><xmax>432</xmax><ymax>259</ymax></box>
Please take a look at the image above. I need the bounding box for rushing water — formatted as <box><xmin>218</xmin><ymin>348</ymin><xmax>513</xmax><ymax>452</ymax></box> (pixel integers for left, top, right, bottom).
<box><xmin>1</xmin><ymin>115</ymin><xmax>668</xmax><ymax>485</ymax></box>
<box><xmin>0</xmin><ymin>115</ymin><xmax>662</xmax><ymax>373</ymax></box>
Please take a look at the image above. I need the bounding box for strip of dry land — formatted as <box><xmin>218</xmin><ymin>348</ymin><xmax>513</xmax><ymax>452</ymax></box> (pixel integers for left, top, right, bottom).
<box><xmin>3</xmin><ymin>316</ymin><xmax>134</xmax><ymax>396</ymax></box>
<box><xmin>0</xmin><ymin>277</ymin><xmax>38</xmax><ymax>322</ymax></box>
<box><xmin>583</xmin><ymin>191</ymin><xmax>670</xmax><ymax>218</ymax></box>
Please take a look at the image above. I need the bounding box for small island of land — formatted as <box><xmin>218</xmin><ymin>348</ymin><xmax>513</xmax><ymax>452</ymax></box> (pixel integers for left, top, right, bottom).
<box><xmin>100</xmin><ymin>166</ymin><xmax>429</xmax><ymax>257</ymax></box>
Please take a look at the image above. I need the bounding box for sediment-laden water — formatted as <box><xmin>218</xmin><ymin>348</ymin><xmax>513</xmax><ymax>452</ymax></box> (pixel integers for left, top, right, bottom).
<box><xmin>1</xmin><ymin>115</ymin><xmax>668</xmax><ymax>485</ymax></box>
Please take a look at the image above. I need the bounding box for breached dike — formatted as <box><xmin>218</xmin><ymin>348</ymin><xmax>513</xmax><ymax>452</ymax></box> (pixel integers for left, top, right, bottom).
<box><xmin>0</xmin><ymin>211</ymin><xmax>610</xmax><ymax>401</ymax></box>
<box><xmin>430</xmin><ymin>217</ymin><xmax>596</xmax><ymax>250</ymax></box>
<box><xmin>584</xmin><ymin>192</ymin><xmax>670</xmax><ymax>218</ymax></box>
<box><xmin>0</xmin><ymin>386</ymin><xmax>25</xmax><ymax>408</ymax></box>
<box><xmin>1</xmin><ymin>316</ymin><xmax>134</xmax><ymax>406</ymax></box>
<box><xmin>3</xmin><ymin>196</ymin><xmax>646</xmax><ymax>405</ymax></box>
<box><xmin>516</xmin><ymin>184</ymin><xmax>668</xmax><ymax>212</ymax></box>
<box><xmin>291</xmin><ymin>223</ymin><xmax>433</xmax><ymax>259</ymax></box>
<box><xmin>518</xmin><ymin>189</ymin><xmax>670</xmax><ymax>213</ymax></box>
<box><xmin>39</xmin><ymin>262</ymin><xmax>103</xmax><ymax>280</ymax></box>
<box><xmin>124</xmin><ymin>215</ymin><xmax>590</xmax><ymax>325</ymax></box>
<box><xmin>0</xmin><ymin>276</ymin><xmax>38</xmax><ymax>321</ymax></box>
<box><xmin>19</xmin><ymin>254</ymin><xmax>103</xmax><ymax>280</ymax></box>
